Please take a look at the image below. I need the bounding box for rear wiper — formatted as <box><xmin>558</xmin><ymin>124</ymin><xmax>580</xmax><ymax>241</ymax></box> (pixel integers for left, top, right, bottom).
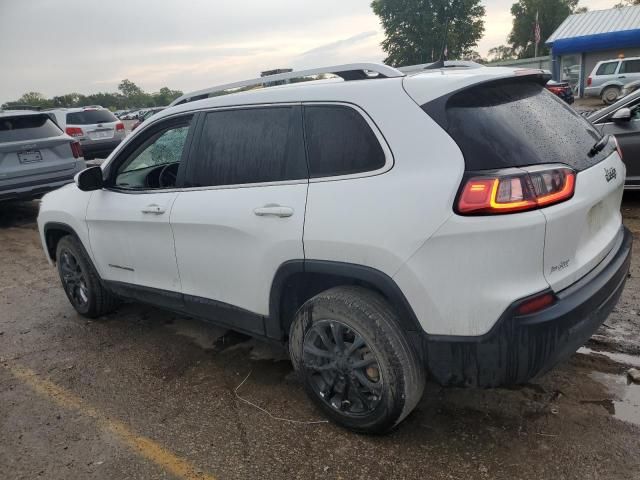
<box><xmin>589</xmin><ymin>135</ymin><xmax>609</xmax><ymax>157</ymax></box>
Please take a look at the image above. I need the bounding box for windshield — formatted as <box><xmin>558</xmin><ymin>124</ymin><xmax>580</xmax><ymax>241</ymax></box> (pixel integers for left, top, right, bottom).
<box><xmin>424</xmin><ymin>80</ymin><xmax>613</xmax><ymax>171</ymax></box>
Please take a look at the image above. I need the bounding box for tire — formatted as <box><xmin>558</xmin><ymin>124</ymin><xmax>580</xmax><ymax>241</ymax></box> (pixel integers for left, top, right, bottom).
<box><xmin>289</xmin><ymin>286</ymin><xmax>425</xmax><ymax>433</ymax></box>
<box><xmin>55</xmin><ymin>235</ymin><xmax>119</xmax><ymax>318</ymax></box>
<box><xmin>601</xmin><ymin>86</ymin><xmax>620</xmax><ymax>105</ymax></box>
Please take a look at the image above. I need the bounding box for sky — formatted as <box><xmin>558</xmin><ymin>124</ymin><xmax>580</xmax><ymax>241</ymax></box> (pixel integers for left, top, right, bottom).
<box><xmin>0</xmin><ymin>0</ymin><xmax>622</xmax><ymax>103</ymax></box>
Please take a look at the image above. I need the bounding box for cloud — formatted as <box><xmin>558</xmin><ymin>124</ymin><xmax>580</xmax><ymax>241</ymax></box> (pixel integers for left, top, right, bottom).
<box><xmin>297</xmin><ymin>31</ymin><xmax>378</xmax><ymax>58</ymax></box>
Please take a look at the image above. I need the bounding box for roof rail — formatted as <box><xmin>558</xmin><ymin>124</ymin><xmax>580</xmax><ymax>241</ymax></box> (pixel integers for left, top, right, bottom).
<box><xmin>170</xmin><ymin>63</ymin><xmax>405</xmax><ymax>106</ymax></box>
<box><xmin>398</xmin><ymin>60</ymin><xmax>485</xmax><ymax>74</ymax></box>
<box><xmin>3</xmin><ymin>104</ymin><xmax>42</xmax><ymax>111</ymax></box>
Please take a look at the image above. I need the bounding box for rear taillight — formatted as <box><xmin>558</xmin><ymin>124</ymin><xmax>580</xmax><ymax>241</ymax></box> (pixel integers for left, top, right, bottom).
<box><xmin>115</xmin><ymin>122</ymin><xmax>125</xmax><ymax>131</ymax></box>
<box><xmin>516</xmin><ymin>292</ymin><xmax>556</xmax><ymax>315</ymax></box>
<box><xmin>547</xmin><ymin>86</ymin><xmax>562</xmax><ymax>94</ymax></box>
<box><xmin>587</xmin><ymin>76</ymin><xmax>592</xmax><ymax>86</ymax></box>
<box><xmin>457</xmin><ymin>166</ymin><xmax>576</xmax><ymax>215</ymax></box>
<box><xmin>66</xmin><ymin>127</ymin><xmax>83</xmax><ymax>137</ymax></box>
<box><xmin>613</xmin><ymin>135</ymin><xmax>623</xmax><ymax>159</ymax></box>
<box><xmin>70</xmin><ymin>141</ymin><xmax>83</xmax><ymax>159</ymax></box>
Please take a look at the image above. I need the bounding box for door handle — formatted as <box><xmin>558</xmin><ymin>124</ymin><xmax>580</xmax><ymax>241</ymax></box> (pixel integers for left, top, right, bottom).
<box><xmin>253</xmin><ymin>204</ymin><xmax>294</xmax><ymax>218</ymax></box>
<box><xmin>141</xmin><ymin>204</ymin><xmax>166</xmax><ymax>214</ymax></box>
<box><xmin>619</xmin><ymin>76</ymin><xmax>626</xmax><ymax>79</ymax></box>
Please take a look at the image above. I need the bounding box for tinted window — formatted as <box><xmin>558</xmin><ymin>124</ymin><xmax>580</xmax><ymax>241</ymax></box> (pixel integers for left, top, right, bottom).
<box><xmin>596</xmin><ymin>62</ymin><xmax>619</xmax><ymax>76</ymax></box>
<box><xmin>620</xmin><ymin>60</ymin><xmax>640</xmax><ymax>74</ymax></box>
<box><xmin>0</xmin><ymin>114</ymin><xmax>62</xmax><ymax>142</ymax></box>
<box><xmin>67</xmin><ymin>110</ymin><xmax>117</xmax><ymax>125</ymax></box>
<box><xmin>185</xmin><ymin>107</ymin><xmax>306</xmax><ymax>187</ymax></box>
<box><xmin>304</xmin><ymin>105</ymin><xmax>385</xmax><ymax>178</ymax></box>
<box><xmin>424</xmin><ymin>80</ymin><xmax>612</xmax><ymax>172</ymax></box>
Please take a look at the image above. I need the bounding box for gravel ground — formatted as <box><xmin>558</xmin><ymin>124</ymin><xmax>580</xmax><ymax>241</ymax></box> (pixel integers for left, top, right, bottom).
<box><xmin>1</xmin><ymin>194</ymin><xmax>639</xmax><ymax>480</ymax></box>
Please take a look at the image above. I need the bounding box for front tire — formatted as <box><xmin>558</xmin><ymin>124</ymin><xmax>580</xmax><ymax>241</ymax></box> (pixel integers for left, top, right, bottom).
<box><xmin>289</xmin><ymin>286</ymin><xmax>425</xmax><ymax>433</ymax></box>
<box><xmin>56</xmin><ymin>235</ymin><xmax>119</xmax><ymax>318</ymax></box>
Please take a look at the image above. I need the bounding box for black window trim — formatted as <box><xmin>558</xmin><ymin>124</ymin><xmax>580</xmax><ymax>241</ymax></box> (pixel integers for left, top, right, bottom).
<box><xmin>102</xmin><ymin>112</ymin><xmax>197</xmax><ymax>194</ymax></box>
<box><xmin>302</xmin><ymin>101</ymin><xmax>394</xmax><ymax>183</ymax></box>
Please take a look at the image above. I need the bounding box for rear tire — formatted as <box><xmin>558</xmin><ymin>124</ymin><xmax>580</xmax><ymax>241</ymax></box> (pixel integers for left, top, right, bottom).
<box><xmin>601</xmin><ymin>86</ymin><xmax>620</xmax><ymax>104</ymax></box>
<box><xmin>56</xmin><ymin>235</ymin><xmax>119</xmax><ymax>318</ymax></box>
<box><xmin>289</xmin><ymin>286</ymin><xmax>425</xmax><ymax>434</ymax></box>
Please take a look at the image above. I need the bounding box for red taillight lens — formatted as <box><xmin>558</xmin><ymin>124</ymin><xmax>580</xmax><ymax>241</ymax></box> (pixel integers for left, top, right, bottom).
<box><xmin>516</xmin><ymin>292</ymin><xmax>556</xmax><ymax>315</ymax></box>
<box><xmin>70</xmin><ymin>141</ymin><xmax>83</xmax><ymax>159</ymax></box>
<box><xmin>457</xmin><ymin>166</ymin><xmax>576</xmax><ymax>215</ymax></box>
<box><xmin>66</xmin><ymin>127</ymin><xmax>83</xmax><ymax>137</ymax></box>
<box><xmin>115</xmin><ymin>122</ymin><xmax>125</xmax><ymax>131</ymax></box>
<box><xmin>587</xmin><ymin>76</ymin><xmax>592</xmax><ymax>86</ymax></box>
<box><xmin>612</xmin><ymin>135</ymin><xmax>623</xmax><ymax>159</ymax></box>
<box><xmin>547</xmin><ymin>86</ymin><xmax>562</xmax><ymax>94</ymax></box>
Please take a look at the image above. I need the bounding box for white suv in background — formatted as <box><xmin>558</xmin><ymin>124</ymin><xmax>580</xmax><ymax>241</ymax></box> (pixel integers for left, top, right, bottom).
<box><xmin>49</xmin><ymin>107</ymin><xmax>125</xmax><ymax>160</ymax></box>
<box><xmin>585</xmin><ymin>56</ymin><xmax>640</xmax><ymax>104</ymax></box>
<box><xmin>37</xmin><ymin>63</ymin><xmax>632</xmax><ymax>433</ymax></box>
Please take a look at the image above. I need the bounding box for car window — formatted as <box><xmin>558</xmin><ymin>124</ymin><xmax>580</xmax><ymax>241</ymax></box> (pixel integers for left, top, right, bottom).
<box><xmin>115</xmin><ymin>121</ymin><xmax>191</xmax><ymax>189</ymax></box>
<box><xmin>620</xmin><ymin>60</ymin><xmax>640</xmax><ymax>74</ymax></box>
<box><xmin>185</xmin><ymin>106</ymin><xmax>307</xmax><ymax>187</ymax></box>
<box><xmin>596</xmin><ymin>62</ymin><xmax>619</xmax><ymax>76</ymax></box>
<box><xmin>303</xmin><ymin>105</ymin><xmax>386</xmax><ymax>178</ymax></box>
<box><xmin>0</xmin><ymin>114</ymin><xmax>63</xmax><ymax>142</ymax></box>
<box><xmin>66</xmin><ymin>110</ymin><xmax>117</xmax><ymax>125</ymax></box>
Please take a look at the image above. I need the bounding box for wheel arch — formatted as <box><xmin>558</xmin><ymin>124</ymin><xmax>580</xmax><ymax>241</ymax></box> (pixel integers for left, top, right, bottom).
<box><xmin>268</xmin><ymin>260</ymin><xmax>423</xmax><ymax>341</ymax></box>
<box><xmin>43</xmin><ymin>222</ymin><xmax>83</xmax><ymax>263</ymax></box>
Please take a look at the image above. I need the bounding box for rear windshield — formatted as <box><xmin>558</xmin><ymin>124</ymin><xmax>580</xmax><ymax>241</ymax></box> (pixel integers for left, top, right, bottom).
<box><xmin>66</xmin><ymin>110</ymin><xmax>117</xmax><ymax>125</ymax></box>
<box><xmin>0</xmin><ymin>115</ymin><xmax>62</xmax><ymax>142</ymax></box>
<box><xmin>423</xmin><ymin>80</ymin><xmax>613</xmax><ymax>172</ymax></box>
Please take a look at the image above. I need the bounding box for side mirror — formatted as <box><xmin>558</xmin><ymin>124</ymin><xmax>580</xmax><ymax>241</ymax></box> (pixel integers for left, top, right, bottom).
<box><xmin>75</xmin><ymin>166</ymin><xmax>104</xmax><ymax>191</ymax></box>
<box><xmin>612</xmin><ymin>107</ymin><xmax>632</xmax><ymax>123</ymax></box>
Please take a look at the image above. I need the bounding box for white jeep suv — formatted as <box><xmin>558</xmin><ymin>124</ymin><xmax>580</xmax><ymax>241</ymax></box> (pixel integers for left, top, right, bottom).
<box><xmin>37</xmin><ymin>63</ymin><xmax>632</xmax><ymax>433</ymax></box>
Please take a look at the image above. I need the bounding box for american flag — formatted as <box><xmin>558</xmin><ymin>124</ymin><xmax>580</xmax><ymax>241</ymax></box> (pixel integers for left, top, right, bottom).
<box><xmin>534</xmin><ymin>11</ymin><xmax>541</xmax><ymax>45</ymax></box>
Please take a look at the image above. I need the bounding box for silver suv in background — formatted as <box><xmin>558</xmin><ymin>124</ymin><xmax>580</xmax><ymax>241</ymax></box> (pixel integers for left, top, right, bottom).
<box><xmin>0</xmin><ymin>110</ymin><xmax>85</xmax><ymax>201</ymax></box>
<box><xmin>585</xmin><ymin>57</ymin><xmax>640</xmax><ymax>104</ymax></box>
<box><xmin>49</xmin><ymin>107</ymin><xmax>125</xmax><ymax>160</ymax></box>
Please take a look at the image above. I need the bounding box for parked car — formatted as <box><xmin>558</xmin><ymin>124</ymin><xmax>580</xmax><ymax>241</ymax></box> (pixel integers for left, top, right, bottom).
<box><xmin>37</xmin><ymin>63</ymin><xmax>631</xmax><ymax>433</ymax></box>
<box><xmin>0</xmin><ymin>110</ymin><xmax>85</xmax><ymax>201</ymax></box>
<box><xmin>587</xmin><ymin>89</ymin><xmax>640</xmax><ymax>189</ymax></box>
<box><xmin>545</xmin><ymin>79</ymin><xmax>574</xmax><ymax>104</ymax></box>
<box><xmin>585</xmin><ymin>56</ymin><xmax>640</xmax><ymax>104</ymax></box>
<box><xmin>131</xmin><ymin>107</ymin><xmax>165</xmax><ymax>131</ymax></box>
<box><xmin>48</xmin><ymin>107</ymin><xmax>125</xmax><ymax>160</ymax></box>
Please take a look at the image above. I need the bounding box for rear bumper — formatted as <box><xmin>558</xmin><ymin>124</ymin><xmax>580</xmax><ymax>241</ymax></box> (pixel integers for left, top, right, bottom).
<box><xmin>80</xmin><ymin>139</ymin><xmax>122</xmax><ymax>159</ymax></box>
<box><xmin>423</xmin><ymin>226</ymin><xmax>632</xmax><ymax>387</ymax></box>
<box><xmin>0</xmin><ymin>162</ymin><xmax>84</xmax><ymax>202</ymax></box>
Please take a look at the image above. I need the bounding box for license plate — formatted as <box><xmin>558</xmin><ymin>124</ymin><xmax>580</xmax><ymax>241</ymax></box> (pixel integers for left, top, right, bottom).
<box><xmin>89</xmin><ymin>130</ymin><xmax>113</xmax><ymax>140</ymax></box>
<box><xmin>18</xmin><ymin>150</ymin><xmax>42</xmax><ymax>164</ymax></box>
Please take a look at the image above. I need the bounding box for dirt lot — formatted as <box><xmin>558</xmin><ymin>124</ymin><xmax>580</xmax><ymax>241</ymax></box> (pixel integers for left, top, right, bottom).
<box><xmin>1</xmin><ymin>195</ymin><xmax>640</xmax><ymax>480</ymax></box>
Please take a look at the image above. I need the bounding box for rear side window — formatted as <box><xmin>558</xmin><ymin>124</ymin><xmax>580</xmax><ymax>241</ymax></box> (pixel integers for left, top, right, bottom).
<box><xmin>304</xmin><ymin>105</ymin><xmax>386</xmax><ymax>178</ymax></box>
<box><xmin>620</xmin><ymin>59</ymin><xmax>640</xmax><ymax>74</ymax></box>
<box><xmin>185</xmin><ymin>107</ymin><xmax>307</xmax><ymax>187</ymax></box>
<box><xmin>66</xmin><ymin>110</ymin><xmax>117</xmax><ymax>125</ymax></box>
<box><xmin>596</xmin><ymin>62</ymin><xmax>619</xmax><ymax>75</ymax></box>
<box><xmin>0</xmin><ymin>115</ymin><xmax>62</xmax><ymax>142</ymax></box>
<box><xmin>423</xmin><ymin>80</ymin><xmax>611</xmax><ymax>172</ymax></box>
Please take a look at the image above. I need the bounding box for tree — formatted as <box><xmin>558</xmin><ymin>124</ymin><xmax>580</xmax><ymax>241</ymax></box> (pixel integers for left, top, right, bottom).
<box><xmin>372</xmin><ymin>0</ymin><xmax>485</xmax><ymax>66</ymax></box>
<box><xmin>487</xmin><ymin>45</ymin><xmax>516</xmax><ymax>61</ymax></box>
<box><xmin>153</xmin><ymin>87</ymin><xmax>183</xmax><ymax>106</ymax></box>
<box><xmin>509</xmin><ymin>0</ymin><xmax>581</xmax><ymax>58</ymax></box>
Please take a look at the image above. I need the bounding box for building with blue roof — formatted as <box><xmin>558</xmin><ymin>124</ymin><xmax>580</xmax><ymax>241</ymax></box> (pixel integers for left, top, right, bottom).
<box><xmin>546</xmin><ymin>6</ymin><xmax>640</xmax><ymax>97</ymax></box>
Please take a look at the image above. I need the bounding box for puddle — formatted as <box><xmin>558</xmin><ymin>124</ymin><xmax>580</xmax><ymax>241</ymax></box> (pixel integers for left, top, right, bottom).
<box><xmin>588</xmin><ymin>371</ymin><xmax>640</xmax><ymax>426</ymax></box>
<box><xmin>578</xmin><ymin>347</ymin><xmax>640</xmax><ymax>369</ymax></box>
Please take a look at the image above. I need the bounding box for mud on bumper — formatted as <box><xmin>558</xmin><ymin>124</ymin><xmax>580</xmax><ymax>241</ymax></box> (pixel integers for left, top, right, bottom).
<box><xmin>423</xmin><ymin>226</ymin><xmax>633</xmax><ymax>387</ymax></box>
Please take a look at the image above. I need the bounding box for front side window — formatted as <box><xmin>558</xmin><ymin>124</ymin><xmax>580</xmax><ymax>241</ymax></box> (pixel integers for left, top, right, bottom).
<box><xmin>303</xmin><ymin>105</ymin><xmax>386</xmax><ymax>178</ymax></box>
<box><xmin>185</xmin><ymin>106</ymin><xmax>306</xmax><ymax>187</ymax></box>
<box><xmin>620</xmin><ymin>59</ymin><xmax>640</xmax><ymax>74</ymax></box>
<box><xmin>596</xmin><ymin>62</ymin><xmax>619</xmax><ymax>76</ymax></box>
<box><xmin>115</xmin><ymin>120</ymin><xmax>191</xmax><ymax>189</ymax></box>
